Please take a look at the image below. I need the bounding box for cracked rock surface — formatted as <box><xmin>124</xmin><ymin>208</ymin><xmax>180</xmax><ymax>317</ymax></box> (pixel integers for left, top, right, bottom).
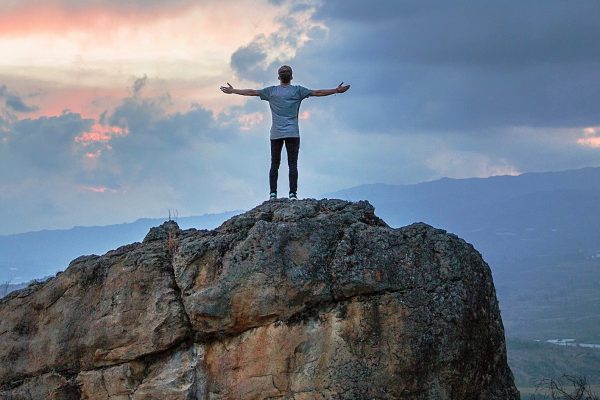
<box><xmin>0</xmin><ymin>199</ymin><xmax>519</xmax><ymax>399</ymax></box>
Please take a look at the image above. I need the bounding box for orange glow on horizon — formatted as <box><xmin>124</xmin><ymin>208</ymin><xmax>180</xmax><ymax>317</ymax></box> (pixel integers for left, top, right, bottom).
<box><xmin>577</xmin><ymin>137</ymin><xmax>600</xmax><ymax>148</ymax></box>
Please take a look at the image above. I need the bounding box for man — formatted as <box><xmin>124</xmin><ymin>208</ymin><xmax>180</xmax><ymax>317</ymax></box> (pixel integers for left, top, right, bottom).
<box><xmin>220</xmin><ymin>65</ymin><xmax>350</xmax><ymax>200</ymax></box>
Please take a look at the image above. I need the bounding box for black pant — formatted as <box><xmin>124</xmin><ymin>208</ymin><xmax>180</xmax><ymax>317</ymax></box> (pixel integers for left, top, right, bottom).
<box><xmin>269</xmin><ymin>137</ymin><xmax>300</xmax><ymax>194</ymax></box>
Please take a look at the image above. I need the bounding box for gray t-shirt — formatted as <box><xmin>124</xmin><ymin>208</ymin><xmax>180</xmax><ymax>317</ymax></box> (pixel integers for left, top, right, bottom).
<box><xmin>258</xmin><ymin>84</ymin><xmax>313</xmax><ymax>139</ymax></box>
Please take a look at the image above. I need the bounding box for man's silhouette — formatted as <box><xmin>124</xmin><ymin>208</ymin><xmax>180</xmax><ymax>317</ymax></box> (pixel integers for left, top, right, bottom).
<box><xmin>221</xmin><ymin>65</ymin><xmax>350</xmax><ymax>200</ymax></box>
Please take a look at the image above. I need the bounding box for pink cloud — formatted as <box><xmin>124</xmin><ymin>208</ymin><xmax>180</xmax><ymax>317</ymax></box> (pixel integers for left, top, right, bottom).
<box><xmin>577</xmin><ymin>126</ymin><xmax>600</xmax><ymax>148</ymax></box>
<box><xmin>75</xmin><ymin>123</ymin><xmax>127</xmax><ymax>145</ymax></box>
<box><xmin>0</xmin><ymin>2</ymin><xmax>281</xmax><ymax>53</ymax></box>
<box><xmin>0</xmin><ymin>4</ymin><xmax>196</xmax><ymax>36</ymax></box>
<box><xmin>577</xmin><ymin>137</ymin><xmax>600</xmax><ymax>148</ymax></box>
<box><xmin>582</xmin><ymin>126</ymin><xmax>600</xmax><ymax>136</ymax></box>
<box><xmin>0</xmin><ymin>1</ymin><xmax>287</xmax><ymax>122</ymax></box>
<box><xmin>75</xmin><ymin>123</ymin><xmax>126</xmax><ymax>162</ymax></box>
<box><xmin>24</xmin><ymin>87</ymin><xmax>126</xmax><ymax>120</ymax></box>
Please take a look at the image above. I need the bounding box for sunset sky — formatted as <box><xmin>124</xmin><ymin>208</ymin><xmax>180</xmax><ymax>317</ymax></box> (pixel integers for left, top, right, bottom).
<box><xmin>1</xmin><ymin>0</ymin><xmax>600</xmax><ymax>234</ymax></box>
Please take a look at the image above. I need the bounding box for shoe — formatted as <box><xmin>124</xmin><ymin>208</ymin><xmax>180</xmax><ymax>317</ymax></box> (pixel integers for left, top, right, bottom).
<box><xmin>289</xmin><ymin>192</ymin><xmax>298</xmax><ymax>200</ymax></box>
<box><xmin>269</xmin><ymin>192</ymin><xmax>277</xmax><ymax>200</ymax></box>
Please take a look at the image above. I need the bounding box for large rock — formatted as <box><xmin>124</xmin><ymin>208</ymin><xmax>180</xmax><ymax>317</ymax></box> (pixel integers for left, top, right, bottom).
<box><xmin>0</xmin><ymin>232</ymin><xmax>190</xmax><ymax>384</ymax></box>
<box><xmin>0</xmin><ymin>199</ymin><xmax>520</xmax><ymax>399</ymax></box>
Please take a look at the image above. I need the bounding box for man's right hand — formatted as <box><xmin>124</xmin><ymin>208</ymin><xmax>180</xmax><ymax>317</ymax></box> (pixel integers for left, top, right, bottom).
<box><xmin>220</xmin><ymin>83</ymin><xmax>234</xmax><ymax>94</ymax></box>
<box><xmin>220</xmin><ymin>84</ymin><xmax>260</xmax><ymax>96</ymax></box>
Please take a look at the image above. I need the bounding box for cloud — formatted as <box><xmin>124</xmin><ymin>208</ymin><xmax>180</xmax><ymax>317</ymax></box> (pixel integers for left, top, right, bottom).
<box><xmin>0</xmin><ymin>1</ymin><xmax>287</xmax><ymax>120</ymax></box>
<box><xmin>231</xmin><ymin>40</ymin><xmax>271</xmax><ymax>83</ymax></box>
<box><xmin>232</xmin><ymin>0</ymin><xmax>600</xmax><ymax>133</ymax></box>
<box><xmin>131</xmin><ymin>75</ymin><xmax>148</xmax><ymax>98</ymax></box>
<box><xmin>0</xmin><ymin>77</ymin><xmax>273</xmax><ymax>234</ymax></box>
<box><xmin>0</xmin><ymin>0</ymin><xmax>198</xmax><ymax>11</ymax></box>
<box><xmin>0</xmin><ymin>112</ymin><xmax>92</xmax><ymax>180</ymax></box>
<box><xmin>425</xmin><ymin>151</ymin><xmax>520</xmax><ymax>179</ymax></box>
<box><xmin>0</xmin><ymin>85</ymin><xmax>38</xmax><ymax>113</ymax></box>
<box><xmin>314</xmin><ymin>1</ymin><xmax>600</xmax><ymax>66</ymax></box>
<box><xmin>230</xmin><ymin>1</ymin><xmax>326</xmax><ymax>85</ymax></box>
<box><xmin>0</xmin><ymin>2</ymin><xmax>199</xmax><ymax>39</ymax></box>
<box><xmin>577</xmin><ymin>126</ymin><xmax>600</xmax><ymax>148</ymax></box>
<box><xmin>577</xmin><ymin>137</ymin><xmax>600</xmax><ymax>148</ymax></box>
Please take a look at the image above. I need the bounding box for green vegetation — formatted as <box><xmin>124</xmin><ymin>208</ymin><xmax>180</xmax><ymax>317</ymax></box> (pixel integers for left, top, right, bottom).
<box><xmin>524</xmin><ymin>376</ymin><xmax>599</xmax><ymax>400</ymax></box>
<box><xmin>507</xmin><ymin>338</ymin><xmax>600</xmax><ymax>398</ymax></box>
<box><xmin>497</xmin><ymin>257</ymin><xmax>600</xmax><ymax>343</ymax></box>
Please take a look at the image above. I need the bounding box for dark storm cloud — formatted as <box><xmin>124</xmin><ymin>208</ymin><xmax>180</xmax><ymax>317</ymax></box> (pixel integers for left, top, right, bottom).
<box><xmin>230</xmin><ymin>40</ymin><xmax>271</xmax><ymax>83</ymax></box>
<box><xmin>233</xmin><ymin>0</ymin><xmax>600</xmax><ymax>132</ymax></box>
<box><xmin>230</xmin><ymin>2</ymin><xmax>326</xmax><ymax>85</ymax></box>
<box><xmin>108</xmin><ymin>84</ymin><xmax>226</xmax><ymax>147</ymax></box>
<box><xmin>66</xmin><ymin>76</ymin><xmax>243</xmax><ymax>191</ymax></box>
<box><xmin>105</xmin><ymin>92</ymin><xmax>230</xmax><ymax>183</ymax></box>
<box><xmin>0</xmin><ymin>112</ymin><xmax>92</xmax><ymax>187</ymax></box>
<box><xmin>314</xmin><ymin>1</ymin><xmax>600</xmax><ymax>67</ymax></box>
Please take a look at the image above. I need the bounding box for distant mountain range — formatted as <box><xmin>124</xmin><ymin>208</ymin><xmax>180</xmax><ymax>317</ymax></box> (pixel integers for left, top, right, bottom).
<box><xmin>0</xmin><ymin>211</ymin><xmax>239</xmax><ymax>285</ymax></box>
<box><xmin>327</xmin><ymin>166</ymin><xmax>600</xmax><ymax>264</ymax></box>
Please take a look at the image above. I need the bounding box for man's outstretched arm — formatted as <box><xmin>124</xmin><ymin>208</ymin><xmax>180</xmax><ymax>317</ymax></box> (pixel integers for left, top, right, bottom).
<box><xmin>311</xmin><ymin>82</ymin><xmax>351</xmax><ymax>97</ymax></box>
<box><xmin>220</xmin><ymin>83</ymin><xmax>259</xmax><ymax>96</ymax></box>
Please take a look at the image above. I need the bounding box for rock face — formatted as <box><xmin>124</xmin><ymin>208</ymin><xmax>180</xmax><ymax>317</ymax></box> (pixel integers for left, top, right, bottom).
<box><xmin>0</xmin><ymin>199</ymin><xmax>520</xmax><ymax>399</ymax></box>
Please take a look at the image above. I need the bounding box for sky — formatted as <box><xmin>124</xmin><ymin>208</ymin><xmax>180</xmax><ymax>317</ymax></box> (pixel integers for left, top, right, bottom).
<box><xmin>1</xmin><ymin>0</ymin><xmax>600</xmax><ymax>235</ymax></box>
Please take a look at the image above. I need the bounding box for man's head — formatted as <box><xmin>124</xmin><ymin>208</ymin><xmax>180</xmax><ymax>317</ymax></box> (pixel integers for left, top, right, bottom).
<box><xmin>278</xmin><ymin>65</ymin><xmax>293</xmax><ymax>84</ymax></box>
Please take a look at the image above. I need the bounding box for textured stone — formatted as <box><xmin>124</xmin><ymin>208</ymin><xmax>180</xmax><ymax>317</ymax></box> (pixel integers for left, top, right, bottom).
<box><xmin>0</xmin><ymin>372</ymin><xmax>79</xmax><ymax>400</ymax></box>
<box><xmin>77</xmin><ymin>361</ymin><xmax>145</xmax><ymax>399</ymax></box>
<box><xmin>0</xmin><ymin>199</ymin><xmax>520</xmax><ymax>399</ymax></box>
<box><xmin>203</xmin><ymin>293</ymin><xmax>411</xmax><ymax>399</ymax></box>
<box><xmin>132</xmin><ymin>343</ymin><xmax>206</xmax><ymax>400</ymax></box>
<box><xmin>0</xmin><ymin>237</ymin><xmax>190</xmax><ymax>384</ymax></box>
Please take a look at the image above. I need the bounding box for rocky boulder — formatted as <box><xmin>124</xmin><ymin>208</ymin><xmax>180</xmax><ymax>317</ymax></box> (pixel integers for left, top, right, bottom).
<box><xmin>0</xmin><ymin>199</ymin><xmax>520</xmax><ymax>399</ymax></box>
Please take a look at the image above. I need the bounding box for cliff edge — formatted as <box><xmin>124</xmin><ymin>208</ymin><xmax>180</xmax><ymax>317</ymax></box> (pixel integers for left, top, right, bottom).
<box><xmin>0</xmin><ymin>199</ymin><xmax>519</xmax><ymax>399</ymax></box>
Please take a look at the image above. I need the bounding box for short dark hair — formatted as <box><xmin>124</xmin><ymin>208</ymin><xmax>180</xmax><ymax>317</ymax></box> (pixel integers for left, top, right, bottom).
<box><xmin>278</xmin><ymin>65</ymin><xmax>292</xmax><ymax>84</ymax></box>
